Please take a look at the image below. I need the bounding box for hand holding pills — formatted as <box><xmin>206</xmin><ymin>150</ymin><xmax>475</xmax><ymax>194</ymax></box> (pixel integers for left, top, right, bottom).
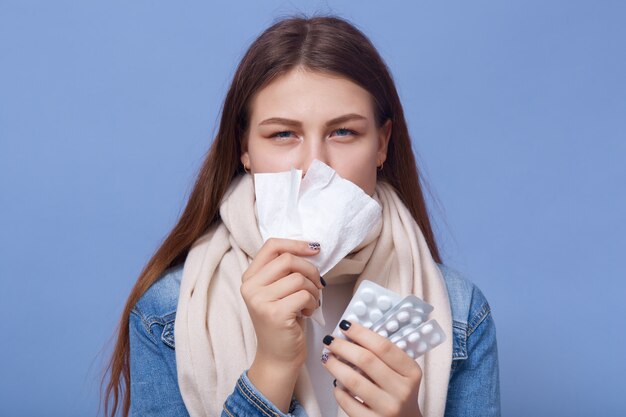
<box><xmin>321</xmin><ymin>320</ymin><xmax>424</xmax><ymax>417</ymax></box>
<box><xmin>320</xmin><ymin>280</ymin><xmax>446</xmax><ymax>416</ymax></box>
<box><xmin>322</xmin><ymin>280</ymin><xmax>446</xmax><ymax>361</ymax></box>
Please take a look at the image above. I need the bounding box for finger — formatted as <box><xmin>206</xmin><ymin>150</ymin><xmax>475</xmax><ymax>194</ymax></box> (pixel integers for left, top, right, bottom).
<box><xmin>250</xmin><ymin>252</ymin><xmax>322</xmax><ymax>289</ymax></box>
<box><xmin>323</xmin><ymin>352</ymin><xmax>391</xmax><ymax>412</ymax></box>
<box><xmin>321</xmin><ymin>333</ymin><xmax>404</xmax><ymax>395</ymax></box>
<box><xmin>278</xmin><ymin>289</ymin><xmax>319</xmax><ymax>317</ymax></box>
<box><xmin>264</xmin><ymin>273</ymin><xmax>321</xmax><ymax>306</ymax></box>
<box><xmin>338</xmin><ymin>320</ymin><xmax>420</xmax><ymax>379</ymax></box>
<box><xmin>333</xmin><ymin>386</ymin><xmax>377</xmax><ymax>417</ymax></box>
<box><xmin>243</xmin><ymin>238</ymin><xmax>320</xmax><ymax>281</ymax></box>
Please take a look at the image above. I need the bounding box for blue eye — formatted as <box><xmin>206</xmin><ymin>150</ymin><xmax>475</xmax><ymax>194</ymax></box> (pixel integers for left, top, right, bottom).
<box><xmin>271</xmin><ymin>131</ymin><xmax>294</xmax><ymax>138</ymax></box>
<box><xmin>331</xmin><ymin>127</ymin><xmax>358</xmax><ymax>139</ymax></box>
<box><xmin>334</xmin><ymin>128</ymin><xmax>356</xmax><ymax>136</ymax></box>
<box><xmin>269</xmin><ymin>128</ymin><xmax>357</xmax><ymax>140</ymax></box>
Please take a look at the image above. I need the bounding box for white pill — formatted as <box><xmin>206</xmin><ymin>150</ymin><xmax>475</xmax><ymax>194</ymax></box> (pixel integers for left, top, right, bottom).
<box><xmin>395</xmin><ymin>340</ymin><xmax>407</xmax><ymax>350</ymax></box>
<box><xmin>402</xmin><ymin>327</ymin><xmax>413</xmax><ymax>337</ymax></box>
<box><xmin>369</xmin><ymin>309</ymin><xmax>383</xmax><ymax>322</ymax></box>
<box><xmin>408</xmin><ymin>332</ymin><xmax>421</xmax><ymax>343</ymax></box>
<box><xmin>377</xmin><ymin>329</ymin><xmax>388</xmax><ymax>337</ymax></box>
<box><xmin>385</xmin><ymin>320</ymin><xmax>399</xmax><ymax>332</ymax></box>
<box><xmin>416</xmin><ymin>341</ymin><xmax>428</xmax><ymax>353</ymax></box>
<box><xmin>362</xmin><ymin>321</ymin><xmax>372</xmax><ymax>328</ymax></box>
<box><xmin>401</xmin><ymin>301</ymin><xmax>413</xmax><ymax>309</ymax></box>
<box><xmin>377</xmin><ymin>296</ymin><xmax>392</xmax><ymax>311</ymax></box>
<box><xmin>396</xmin><ymin>311</ymin><xmax>410</xmax><ymax>323</ymax></box>
<box><xmin>421</xmin><ymin>323</ymin><xmax>434</xmax><ymax>334</ymax></box>
<box><xmin>353</xmin><ymin>301</ymin><xmax>367</xmax><ymax>316</ymax></box>
<box><xmin>416</xmin><ymin>307</ymin><xmax>424</xmax><ymax>315</ymax></box>
<box><xmin>429</xmin><ymin>333</ymin><xmax>441</xmax><ymax>345</ymax></box>
<box><xmin>406</xmin><ymin>349</ymin><xmax>415</xmax><ymax>359</ymax></box>
<box><xmin>347</xmin><ymin>314</ymin><xmax>358</xmax><ymax>322</ymax></box>
<box><xmin>411</xmin><ymin>316</ymin><xmax>423</xmax><ymax>325</ymax></box>
<box><xmin>360</xmin><ymin>288</ymin><xmax>375</xmax><ymax>303</ymax></box>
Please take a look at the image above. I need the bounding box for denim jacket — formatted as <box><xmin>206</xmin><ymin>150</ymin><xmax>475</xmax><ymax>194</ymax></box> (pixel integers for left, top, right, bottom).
<box><xmin>129</xmin><ymin>263</ymin><xmax>501</xmax><ymax>417</ymax></box>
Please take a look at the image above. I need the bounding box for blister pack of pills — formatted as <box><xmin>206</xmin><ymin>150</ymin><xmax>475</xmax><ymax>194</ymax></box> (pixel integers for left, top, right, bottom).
<box><xmin>369</xmin><ymin>295</ymin><xmax>434</xmax><ymax>339</ymax></box>
<box><xmin>323</xmin><ymin>280</ymin><xmax>446</xmax><ymax>360</ymax></box>
<box><xmin>322</xmin><ymin>280</ymin><xmax>403</xmax><ymax>356</ymax></box>
<box><xmin>388</xmin><ymin>319</ymin><xmax>445</xmax><ymax>359</ymax></box>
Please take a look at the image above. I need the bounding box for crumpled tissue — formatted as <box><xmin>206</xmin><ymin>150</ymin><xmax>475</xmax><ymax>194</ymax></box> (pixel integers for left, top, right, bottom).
<box><xmin>253</xmin><ymin>159</ymin><xmax>382</xmax><ymax>326</ymax></box>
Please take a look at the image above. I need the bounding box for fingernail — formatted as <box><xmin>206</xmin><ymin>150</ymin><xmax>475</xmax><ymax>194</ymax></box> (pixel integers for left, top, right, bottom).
<box><xmin>320</xmin><ymin>277</ymin><xmax>327</xmax><ymax>287</ymax></box>
<box><xmin>333</xmin><ymin>379</ymin><xmax>337</xmax><ymax>387</ymax></box>
<box><xmin>308</xmin><ymin>242</ymin><xmax>321</xmax><ymax>251</ymax></box>
<box><xmin>322</xmin><ymin>335</ymin><xmax>334</xmax><ymax>345</ymax></box>
<box><xmin>339</xmin><ymin>320</ymin><xmax>351</xmax><ymax>331</ymax></box>
<box><xmin>321</xmin><ymin>353</ymin><xmax>329</xmax><ymax>364</ymax></box>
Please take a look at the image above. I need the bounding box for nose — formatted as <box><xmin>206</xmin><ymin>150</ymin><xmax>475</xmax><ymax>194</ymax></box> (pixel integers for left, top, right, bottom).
<box><xmin>299</xmin><ymin>137</ymin><xmax>329</xmax><ymax>177</ymax></box>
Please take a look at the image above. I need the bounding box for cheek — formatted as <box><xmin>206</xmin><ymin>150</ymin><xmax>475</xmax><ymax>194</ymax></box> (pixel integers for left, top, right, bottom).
<box><xmin>247</xmin><ymin>140</ymin><xmax>298</xmax><ymax>172</ymax></box>
<box><xmin>336</xmin><ymin>166</ymin><xmax>377</xmax><ymax>195</ymax></box>
<box><xmin>331</xmin><ymin>148</ymin><xmax>378</xmax><ymax>195</ymax></box>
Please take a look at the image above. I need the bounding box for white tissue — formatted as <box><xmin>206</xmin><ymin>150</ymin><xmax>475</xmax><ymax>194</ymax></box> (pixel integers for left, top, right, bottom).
<box><xmin>254</xmin><ymin>159</ymin><xmax>383</xmax><ymax>326</ymax></box>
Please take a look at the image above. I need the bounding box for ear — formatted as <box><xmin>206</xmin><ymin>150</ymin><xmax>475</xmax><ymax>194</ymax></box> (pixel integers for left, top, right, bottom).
<box><xmin>377</xmin><ymin>118</ymin><xmax>392</xmax><ymax>165</ymax></box>
<box><xmin>240</xmin><ymin>151</ymin><xmax>250</xmax><ymax>169</ymax></box>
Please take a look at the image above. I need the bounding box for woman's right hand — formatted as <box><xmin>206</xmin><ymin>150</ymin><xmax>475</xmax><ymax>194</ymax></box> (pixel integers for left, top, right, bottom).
<box><xmin>240</xmin><ymin>238</ymin><xmax>325</xmax><ymax>368</ymax></box>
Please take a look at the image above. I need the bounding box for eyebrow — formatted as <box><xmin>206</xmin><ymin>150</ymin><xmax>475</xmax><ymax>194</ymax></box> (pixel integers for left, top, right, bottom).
<box><xmin>258</xmin><ymin>113</ymin><xmax>368</xmax><ymax>128</ymax></box>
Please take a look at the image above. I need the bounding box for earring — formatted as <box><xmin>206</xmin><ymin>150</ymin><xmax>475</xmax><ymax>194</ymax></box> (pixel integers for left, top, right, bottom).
<box><xmin>377</xmin><ymin>162</ymin><xmax>384</xmax><ymax>171</ymax></box>
<box><xmin>243</xmin><ymin>165</ymin><xmax>250</xmax><ymax>174</ymax></box>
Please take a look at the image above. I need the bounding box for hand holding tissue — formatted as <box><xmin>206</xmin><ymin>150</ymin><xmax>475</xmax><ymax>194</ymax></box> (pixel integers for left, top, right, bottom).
<box><xmin>254</xmin><ymin>159</ymin><xmax>382</xmax><ymax>325</ymax></box>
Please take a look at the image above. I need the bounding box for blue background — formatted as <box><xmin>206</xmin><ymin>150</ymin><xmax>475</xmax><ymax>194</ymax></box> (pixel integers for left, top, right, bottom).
<box><xmin>1</xmin><ymin>1</ymin><xmax>624</xmax><ymax>416</ymax></box>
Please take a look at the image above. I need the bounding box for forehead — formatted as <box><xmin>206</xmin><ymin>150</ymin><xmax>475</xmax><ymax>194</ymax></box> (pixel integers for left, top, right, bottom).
<box><xmin>249</xmin><ymin>68</ymin><xmax>375</xmax><ymax>124</ymax></box>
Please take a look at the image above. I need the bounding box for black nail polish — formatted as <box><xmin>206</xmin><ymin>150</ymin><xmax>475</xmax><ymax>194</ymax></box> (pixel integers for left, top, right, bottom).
<box><xmin>339</xmin><ymin>319</ymin><xmax>351</xmax><ymax>331</ymax></box>
<box><xmin>322</xmin><ymin>335</ymin><xmax>334</xmax><ymax>345</ymax></box>
<box><xmin>333</xmin><ymin>379</ymin><xmax>337</xmax><ymax>387</ymax></box>
<box><xmin>308</xmin><ymin>242</ymin><xmax>321</xmax><ymax>250</ymax></box>
<box><xmin>320</xmin><ymin>277</ymin><xmax>327</xmax><ymax>287</ymax></box>
<box><xmin>321</xmin><ymin>353</ymin><xmax>329</xmax><ymax>364</ymax></box>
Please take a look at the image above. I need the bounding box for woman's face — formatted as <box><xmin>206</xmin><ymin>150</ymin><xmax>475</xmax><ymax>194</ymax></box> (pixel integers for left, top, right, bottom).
<box><xmin>241</xmin><ymin>67</ymin><xmax>392</xmax><ymax>196</ymax></box>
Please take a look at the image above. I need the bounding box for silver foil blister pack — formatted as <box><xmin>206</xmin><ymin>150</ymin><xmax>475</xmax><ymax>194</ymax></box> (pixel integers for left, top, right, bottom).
<box><xmin>388</xmin><ymin>319</ymin><xmax>445</xmax><ymax>359</ymax></box>
<box><xmin>323</xmin><ymin>280</ymin><xmax>446</xmax><ymax>359</ymax></box>
<box><xmin>322</xmin><ymin>280</ymin><xmax>403</xmax><ymax>356</ymax></box>
<box><xmin>369</xmin><ymin>294</ymin><xmax>433</xmax><ymax>339</ymax></box>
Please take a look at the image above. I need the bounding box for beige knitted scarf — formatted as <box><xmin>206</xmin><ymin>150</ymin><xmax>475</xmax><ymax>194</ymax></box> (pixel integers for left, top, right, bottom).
<box><xmin>175</xmin><ymin>173</ymin><xmax>452</xmax><ymax>417</ymax></box>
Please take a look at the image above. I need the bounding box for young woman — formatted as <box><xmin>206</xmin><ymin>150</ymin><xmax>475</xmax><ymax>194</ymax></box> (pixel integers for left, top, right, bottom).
<box><xmin>102</xmin><ymin>14</ymin><xmax>500</xmax><ymax>417</ymax></box>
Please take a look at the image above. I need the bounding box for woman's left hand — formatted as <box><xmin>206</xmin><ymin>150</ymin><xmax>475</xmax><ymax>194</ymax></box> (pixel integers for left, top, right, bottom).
<box><xmin>321</xmin><ymin>320</ymin><xmax>423</xmax><ymax>417</ymax></box>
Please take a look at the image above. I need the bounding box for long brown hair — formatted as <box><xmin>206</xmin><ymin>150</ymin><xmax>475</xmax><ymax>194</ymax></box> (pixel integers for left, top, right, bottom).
<box><xmin>101</xmin><ymin>13</ymin><xmax>443</xmax><ymax>417</ymax></box>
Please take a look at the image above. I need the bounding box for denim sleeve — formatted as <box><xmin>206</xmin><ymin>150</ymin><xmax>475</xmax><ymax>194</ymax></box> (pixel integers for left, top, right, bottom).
<box><xmin>444</xmin><ymin>295</ymin><xmax>501</xmax><ymax>416</ymax></box>
<box><xmin>129</xmin><ymin>308</ymin><xmax>190</xmax><ymax>417</ymax></box>
<box><xmin>129</xmin><ymin>307</ymin><xmax>305</xmax><ymax>417</ymax></box>
<box><xmin>222</xmin><ymin>370</ymin><xmax>305</xmax><ymax>417</ymax></box>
